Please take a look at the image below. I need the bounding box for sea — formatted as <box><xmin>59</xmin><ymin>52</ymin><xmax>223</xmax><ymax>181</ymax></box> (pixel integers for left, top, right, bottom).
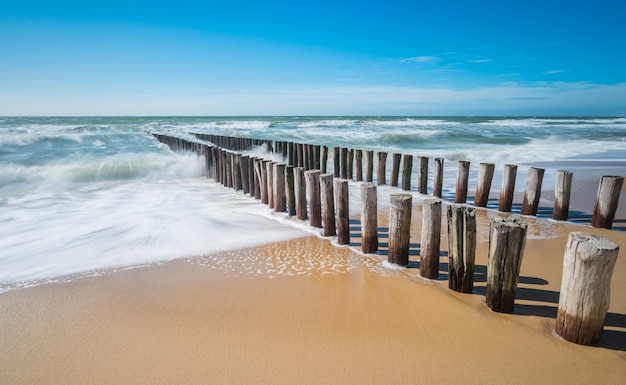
<box><xmin>1</xmin><ymin>116</ymin><xmax>625</xmax><ymax>290</ymax></box>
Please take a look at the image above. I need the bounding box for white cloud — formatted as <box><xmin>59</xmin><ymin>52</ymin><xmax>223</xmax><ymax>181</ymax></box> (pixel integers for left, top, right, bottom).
<box><xmin>469</xmin><ymin>59</ymin><xmax>493</xmax><ymax>63</ymax></box>
<box><xmin>400</xmin><ymin>56</ymin><xmax>441</xmax><ymax>64</ymax></box>
<box><xmin>542</xmin><ymin>70</ymin><xmax>565</xmax><ymax>75</ymax></box>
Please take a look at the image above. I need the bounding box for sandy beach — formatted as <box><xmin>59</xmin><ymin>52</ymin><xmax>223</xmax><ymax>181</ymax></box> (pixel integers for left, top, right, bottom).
<box><xmin>1</xmin><ymin>202</ymin><xmax>625</xmax><ymax>385</ymax></box>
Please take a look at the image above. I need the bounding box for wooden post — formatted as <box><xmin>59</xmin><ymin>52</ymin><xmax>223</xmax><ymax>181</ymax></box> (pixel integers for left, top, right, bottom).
<box><xmin>553</xmin><ymin>170</ymin><xmax>573</xmax><ymax>221</ymax></box>
<box><xmin>335</xmin><ymin>179</ymin><xmax>350</xmax><ymax>245</ymax></box>
<box><xmin>314</xmin><ymin>145</ymin><xmax>321</xmax><ymax>170</ymax></box>
<box><xmin>390</xmin><ymin>153</ymin><xmax>402</xmax><ymax>187</ymax></box>
<box><xmin>253</xmin><ymin>158</ymin><xmax>261</xmax><ymax>200</ymax></box>
<box><xmin>259</xmin><ymin>160</ymin><xmax>269</xmax><ymax>204</ymax></box>
<box><xmin>288</xmin><ymin>142</ymin><xmax>295</xmax><ymax>166</ymax></box>
<box><xmin>521</xmin><ymin>167</ymin><xmax>545</xmax><ymax>216</ymax></box>
<box><xmin>365</xmin><ymin>151</ymin><xmax>374</xmax><ymax>183</ymax></box>
<box><xmin>455</xmin><ymin>160</ymin><xmax>470</xmax><ymax>203</ymax></box>
<box><xmin>297</xmin><ymin>144</ymin><xmax>304</xmax><ymax>167</ymax></box>
<box><xmin>355</xmin><ymin>150</ymin><xmax>363</xmax><ymax>182</ymax></box>
<box><xmin>555</xmin><ymin>232</ymin><xmax>620</xmax><ymax>345</ymax></box>
<box><xmin>321</xmin><ymin>146</ymin><xmax>328</xmax><ymax>174</ymax></box>
<box><xmin>402</xmin><ymin>154</ymin><xmax>413</xmax><ymax>191</ymax></box>
<box><xmin>347</xmin><ymin>149</ymin><xmax>354</xmax><ymax>180</ymax></box>
<box><xmin>306</xmin><ymin>170</ymin><xmax>322</xmax><ymax>228</ymax></box>
<box><xmin>475</xmin><ymin>163</ymin><xmax>495</xmax><ymax>207</ymax></box>
<box><xmin>286</xmin><ymin>166</ymin><xmax>296</xmax><ymax>216</ymax></box>
<box><xmin>320</xmin><ymin>174</ymin><xmax>337</xmax><ymax>237</ymax></box>
<box><xmin>418</xmin><ymin>156</ymin><xmax>429</xmax><ymax>194</ymax></box>
<box><xmin>486</xmin><ymin>217</ymin><xmax>528</xmax><ymax>313</ymax></box>
<box><xmin>340</xmin><ymin>147</ymin><xmax>348</xmax><ymax>179</ymax></box>
<box><xmin>388</xmin><ymin>194</ymin><xmax>412</xmax><ymax>267</ymax></box>
<box><xmin>498</xmin><ymin>164</ymin><xmax>517</xmax><ymax>212</ymax></box>
<box><xmin>240</xmin><ymin>155</ymin><xmax>250</xmax><ymax>194</ymax></box>
<box><xmin>333</xmin><ymin>147</ymin><xmax>340</xmax><ymax>177</ymax></box>
<box><xmin>266</xmin><ymin>161</ymin><xmax>275</xmax><ymax>209</ymax></box>
<box><xmin>377</xmin><ymin>152</ymin><xmax>388</xmax><ymax>186</ymax></box>
<box><xmin>592</xmin><ymin>176</ymin><xmax>624</xmax><ymax>229</ymax></box>
<box><xmin>420</xmin><ymin>198</ymin><xmax>442</xmax><ymax>279</ymax></box>
<box><xmin>295</xmin><ymin>167</ymin><xmax>307</xmax><ymax>220</ymax></box>
<box><xmin>447</xmin><ymin>205</ymin><xmax>476</xmax><ymax>293</ymax></box>
<box><xmin>433</xmin><ymin>158</ymin><xmax>444</xmax><ymax>198</ymax></box>
<box><xmin>273</xmin><ymin>164</ymin><xmax>286</xmax><ymax>213</ymax></box>
<box><xmin>361</xmin><ymin>183</ymin><xmax>378</xmax><ymax>254</ymax></box>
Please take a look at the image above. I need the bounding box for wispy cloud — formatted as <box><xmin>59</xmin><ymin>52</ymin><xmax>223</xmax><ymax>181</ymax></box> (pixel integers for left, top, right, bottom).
<box><xmin>542</xmin><ymin>70</ymin><xmax>564</xmax><ymax>75</ymax></box>
<box><xmin>469</xmin><ymin>59</ymin><xmax>493</xmax><ymax>63</ymax></box>
<box><xmin>400</xmin><ymin>56</ymin><xmax>441</xmax><ymax>64</ymax></box>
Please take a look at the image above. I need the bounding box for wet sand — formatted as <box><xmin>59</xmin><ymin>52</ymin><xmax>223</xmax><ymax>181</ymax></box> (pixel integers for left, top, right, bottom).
<box><xmin>1</xmin><ymin>206</ymin><xmax>625</xmax><ymax>384</ymax></box>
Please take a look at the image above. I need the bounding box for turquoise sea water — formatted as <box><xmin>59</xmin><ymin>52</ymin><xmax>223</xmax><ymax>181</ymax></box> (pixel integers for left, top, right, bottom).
<box><xmin>1</xmin><ymin>116</ymin><xmax>625</xmax><ymax>289</ymax></box>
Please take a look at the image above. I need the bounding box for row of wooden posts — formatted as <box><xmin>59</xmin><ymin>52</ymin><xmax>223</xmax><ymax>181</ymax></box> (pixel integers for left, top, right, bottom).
<box><xmin>154</xmin><ymin>133</ymin><xmax>621</xmax><ymax>347</ymax></box>
<box><xmin>192</xmin><ymin>132</ymin><xmax>624</xmax><ymax>229</ymax></box>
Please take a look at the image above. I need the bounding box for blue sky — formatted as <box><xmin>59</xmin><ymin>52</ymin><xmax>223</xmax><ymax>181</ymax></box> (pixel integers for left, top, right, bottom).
<box><xmin>1</xmin><ymin>0</ymin><xmax>625</xmax><ymax>116</ymax></box>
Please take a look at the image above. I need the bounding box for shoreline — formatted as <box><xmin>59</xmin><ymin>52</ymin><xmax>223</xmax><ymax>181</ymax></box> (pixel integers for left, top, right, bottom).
<box><xmin>1</xmin><ymin>206</ymin><xmax>626</xmax><ymax>384</ymax></box>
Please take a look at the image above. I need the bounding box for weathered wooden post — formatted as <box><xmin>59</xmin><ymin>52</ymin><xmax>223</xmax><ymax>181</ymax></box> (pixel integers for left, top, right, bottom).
<box><xmin>402</xmin><ymin>154</ymin><xmax>413</xmax><ymax>191</ymax></box>
<box><xmin>447</xmin><ymin>205</ymin><xmax>476</xmax><ymax>293</ymax></box>
<box><xmin>240</xmin><ymin>155</ymin><xmax>250</xmax><ymax>194</ymax></box>
<box><xmin>335</xmin><ymin>179</ymin><xmax>350</xmax><ymax>245</ymax></box>
<box><xmin>259</xmin><ymin>160</ymin><xmax>269</xmax><ymax>204</ymax></box>
<box><xmin>433</xmin><ymin>158</ymin><xmax>444</xmax><ymax>198</ymax></box>
<box><xmin>253</xmin><ymin>158</ymin><xmax>261</xmax><ymax>200</ymax></box>
<box><xmin>288</xmin><ymin>142</ymin><xmax>295</xmax><ymax>166</ymax></box>
<box><xmin>555</xmin><ymin>232</ymin><xmax>619</xmax><ymax>345</ymax></box>
<box><xmin>295</xmin><ymin>167</ymin><xmax>307</xmax><ymax>220</ymax></box>
<box><xmin>388</xmin><ymin>194</ymin><xmax>412</xmax><ymax>267</ymax></box>
<box><xmin>377</xmin><ymin>152</ymin><xmax>388</xmax><ymax>186</ymax></box>
<box><xmin>521</xmin><ymin>167</ymin><xmax>545</xmax><ymax>216</ymax></box>
<box><xmin>320</xmin><ymin>174</ymin><xmax>337</xmax><ymax>237</ymax></box>
<box><xmin>455</xmin><ymin>160</ymin><xmax>470</xmax><ymax>204</ymax></box>
<box><xmin>591</xmin><ymin>176</ymin><xmax>624</xmax><ymax>229</ymax></box>
<box><xmin>297</xmin><ymin>143</ymin><xmax>304</xmax><ymax>168</ymax></box>
<box><xmin>286</xmin><ymin>165</ymin><xmax>296</xmax><ymax>216</ymax></box>
<box><xmin>498</xmin><ymin>164</ymin><xmax>517</xmax><ymax>212</ymax></box>
<box><xmin>306</xmin><ymin>170</ymin><xmax>322</xmax><ymax>228</ymax></box>
<box><xmin>273</xmin><ymin>164</ymin><xmax>286</xmax><ymax>213</ymax></box>
<box><xmin>361</xmin><ymin>183</ymin><xmax>378</xmax><ymax>253</ymax></box>
<box><xmin>418</xmin><ymin>156</ymin><xmax>429</xmax><ymax>194</ymax></box>
<box><xmin>366</xmin><ymin>151</ymin><xmax>374</xmax><ymax>183</ymax></box>
<box><xmin>321</xmin><ymin>146</ymin><xmax>328</xmax><ymax>174</ymax></box>
<box><xmin>420</xmin><ymin>199</ymin><xmax>442</xmax><ymax>279</ymax></box>
<box><xmin>475</xmin><ymin>163</ymin><xmax>495</xmax><ymax>207</ymax></box>
<box><xmin>340</xmin><ymin>147</ymin><xmax>348</xmax><ymax>179</ymax></box>
<box><xmin>314</xmin><ymin>145</ymin><xmax>321</xmax><ymax>170</ymax></box>
<box><xmin>333</xmin><ymin>147</ymin><xmax>340</xmax><ymax>177</ymax></box>
<box><xmin>266</xmin><ymin>161</ymin><xmax>275</xmax><ymax>209</ymax></box>
<box><xmin>553</xmin><ymin>170</ymin><xmax>573</xmax><ymax>221</ymax></box>
<box><xmin>390</xmin><ymin>153</ymin><xmax>402</xmax><ymax>187</ymax></box>
<box><xmin>347</xmin><ymin>149</ymin><xmax>354</xmax><ymax>180</ymax></box>
<box><xmin>355</xmin><ymin>150</ymin><xmax>363</xmax><ymax>182</ymax></box>
<box><xmin>486</xmin><ymin>217</ymin><xmax>528</xmax><ymax>313</ymax></box>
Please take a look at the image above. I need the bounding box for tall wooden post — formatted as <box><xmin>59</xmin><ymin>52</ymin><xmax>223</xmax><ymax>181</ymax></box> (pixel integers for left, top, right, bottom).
<box><xmin>259</xmin><ymin>160</ymin><xmax>269</xmax><ymax>204</ymax></box>
<box><xmin>447</xmin><ymin>205</ymin><xmax>476</xmax><ymax>293</ymax></box>
<box><xmin>388</xmin><ymin>194</ymin><xmax>412</xmax><ymax>267</ymax></box>
<box><xmin>402</xmin><ymin>154</ymin><xmax>413</xmax><ymax>191</ymax></box>
<box><xmin>455</xmin><ymin>160</ymin><xmax>470</xmax><ymax>204</ymax></box>
<box><xmin>266</xmin><ymin>161</ymin><xmax>275</xmax><ymax>209</ymax></box>
<box><xmin>321</xmin><ymin>146</ymin><xmax>328</xmax><ymax>174</ymax></box>
<box><xmin>377</xmin><ymin>152</ymin><xmax>388</xmax><ymax>186</ymax></box>
<box><xmin>418</xmin><ymin>156</ymin><xmax>429</xmax><ymax>194</ymax></box>
<box><xmin>240</xmin><ymin>155</ymin><xmax>250</xmax><ymax>194</ymax></box>
<box><xmin>390</xmin><ymin>153</ymin><xmax>402</xmax><ymax>187</ymax></box>
<box><xmin>320</xmin><ymin>174</ymin><xmax>337</xmax><ymax>236</ymax></box>
<box><xmin>253</xmin><ymin>158</ymin><xmax>261</xmax><ymax>200</ymax></box>
<box><xmin>420</xmin><ymin>199</ymin><xmax>442</xmax><ymax>279</ymax></box>
<box><xmin>333</xmin><ymin>147</ymin><xmax>340</xmax><ymax>177</ymax></box>
<box><xmin>295</xmin><ymin>167</ymin><xmax>307</xmax><ymax>220</ymax></box>
<box><xmin>521</xmin><ymin>167</ymin><xmax>545</xmax><ymax>216</ymax></box>
<box><xmin>286</xmin><ymin>165</ymin><xmax>296</xmax><ymax>216</ymax></box>
<box><xmin>499</xmin><ymin>164</ymin><xmax>517</xmax><ymax>212</ymax></box>
<box><xmin>335</xmin><ymin>179</ymin><xmax>350</xmax><ymax>245</ymax></box>
<box><xmin>433</xmin><ymin>158</ymin><xmax>444</xmax><ymax>198</ymax></box>
<box><xmin>555</xmin><ymin>232</ymin><xmax>619</xmax><ymax>345</ymax></box>
<box><xmin>355</xmin><ymin>150</ymin><xmax>363</xmax><ymax>182</ymax></box>
<box><xmin>361</xmin><ymin>183</ymin><xmax>378</xmax><ymax>254</ymax></box>
<box><xmin>340</xmin><ymin>147</ymin><xmax>348</xmax><ymax>179</ymax></box>
<box><xmin>591</xmin><ymin>176</ymin><xmax>624</xmax><ymax>229</ymax></box>
<box><xmin>475</xmin><ymin>163</ymin><xmax>495</xmax><ymax>207</ymax></box>
<box><xmin>366</xmin><ymin>151</ymin><xmax>374</xmax><ymax>183</ymax></box>
<box><xmin>486</xmin><ymin>217</ymin><xmax>528</xmax><ymax>313</ymax></box>
<box><xmin>273</xmin><ymin>164</ymin><xmax>286</xmax><ymax>213</ymax></box>
<box><xmin>553</xmin><ymin>170</ymin><xmax>573</xmax><ymax>221</ymax></box>
<box><xmin>306</xmin><ymin>170</ymin><xmax>322</xmax><ymax>228</ymax></box>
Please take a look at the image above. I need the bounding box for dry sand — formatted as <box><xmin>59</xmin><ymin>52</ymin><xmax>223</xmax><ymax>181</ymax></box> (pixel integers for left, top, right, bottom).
<box><xmin>1</xmin><ymin>206</ymin><xmax>626</xmax><ymax>384</ymax></box>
